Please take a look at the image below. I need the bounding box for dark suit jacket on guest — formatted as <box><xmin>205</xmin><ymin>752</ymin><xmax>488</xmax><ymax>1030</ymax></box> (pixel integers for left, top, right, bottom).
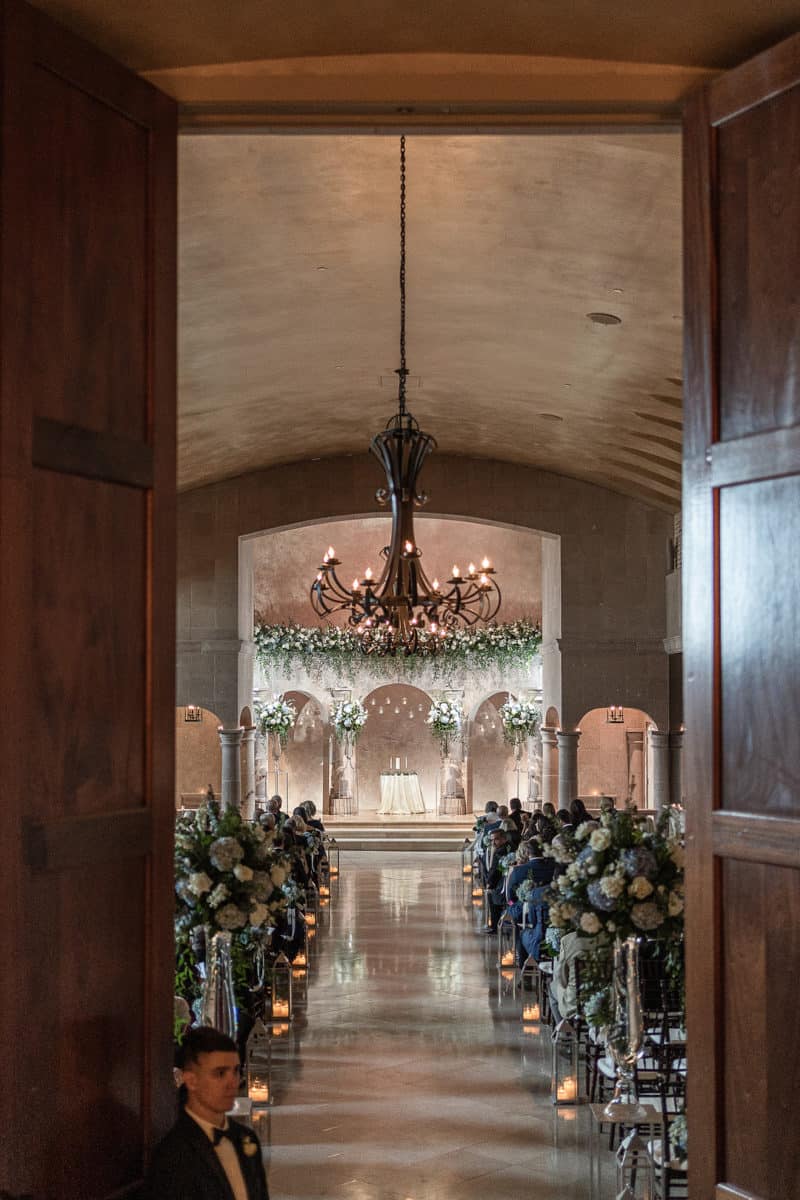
<box><xmin>146</xmin><ymin>1110</ymin><xmax>270</xmax><ymax>1200</ymax></box>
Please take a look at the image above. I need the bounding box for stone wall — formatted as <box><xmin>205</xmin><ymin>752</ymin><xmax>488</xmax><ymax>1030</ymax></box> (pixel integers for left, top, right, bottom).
<box><xmin>177</xmin><ymin>453</ymin><xmax>672</xmax><ymax>733</ymax></box>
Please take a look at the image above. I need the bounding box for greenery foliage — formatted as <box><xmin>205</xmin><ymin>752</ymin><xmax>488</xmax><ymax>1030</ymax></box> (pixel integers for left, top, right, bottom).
<box><xmin>253</xmin><ymin>618</ymin><xmax>542</xmax><ymax>683</ymax></box>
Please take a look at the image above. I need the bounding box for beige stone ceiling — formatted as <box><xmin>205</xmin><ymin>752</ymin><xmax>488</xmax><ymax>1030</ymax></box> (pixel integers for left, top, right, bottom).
<box><xmin>179</xmin><ymin>132</ymin><xmax>682</xmax><ymax>508</ymax></box>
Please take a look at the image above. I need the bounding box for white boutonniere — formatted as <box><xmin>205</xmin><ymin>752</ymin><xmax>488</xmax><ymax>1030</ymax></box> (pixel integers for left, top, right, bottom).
<box><xmin>242</xmin><ymin>1135</ymin><xmax>259</xmax><ymax>1156</ymax></box>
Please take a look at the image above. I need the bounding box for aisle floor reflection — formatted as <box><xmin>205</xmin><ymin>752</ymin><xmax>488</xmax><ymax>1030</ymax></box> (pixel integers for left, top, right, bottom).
<box><xmin>266</xmin><ymin>852</ymin><xmax>591</xmax><ymax>1200</ymax></box>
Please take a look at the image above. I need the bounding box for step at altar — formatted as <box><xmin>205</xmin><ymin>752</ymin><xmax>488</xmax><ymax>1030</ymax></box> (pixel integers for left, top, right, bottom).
<box><xmin>324</xmin><ymin>816</ymin><xmax>476</xmax><ymax>853</ymax></box>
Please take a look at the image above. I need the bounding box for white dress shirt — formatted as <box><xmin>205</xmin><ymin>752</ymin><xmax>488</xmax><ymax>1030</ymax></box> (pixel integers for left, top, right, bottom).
<box><xmin>185</xmin><ymin>1107</ymin><xmax>249</xmax><ymax>1200</ymax></box>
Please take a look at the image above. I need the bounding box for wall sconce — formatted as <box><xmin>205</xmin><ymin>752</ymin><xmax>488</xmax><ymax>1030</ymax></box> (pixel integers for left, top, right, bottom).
<box><xmin>606</xmin><ymin>705</ymin><xmax>624</xmax><ymax>724</ymax></box>
<box><xmin>184</xmin><ymin>705</ymin><xmax>203</xmax><ymax>722</ymax></box>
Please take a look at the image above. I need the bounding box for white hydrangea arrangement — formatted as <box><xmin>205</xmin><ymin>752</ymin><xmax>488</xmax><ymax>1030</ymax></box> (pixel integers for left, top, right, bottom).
<box><xmin>426</xmin><ymin>698</ymin><xmax>462</xmax><ymax>745</ymax></box>
<box><xmin>255</xmin><ymin>694</ymin><xmax>297</xmax><ymax>746</ymax></box>
<box><xmin>544</xmin><ymin>807</ymin><xmax>685</xmax><ymax>943</ymax></box>
<box><xmin>499</xmin><ymin>696</ymin><xmax>540</xmax><ymax>744</ymax></box>
<box><xmin>331</xmin><ymin>698</ymin><xmax>368</xmax><ymax>743</ymax></box>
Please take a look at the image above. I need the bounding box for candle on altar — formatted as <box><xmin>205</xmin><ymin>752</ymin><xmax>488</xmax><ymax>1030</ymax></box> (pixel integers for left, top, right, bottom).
<box><xmin>522</xmin><ymin>1003</ymin><xmax>541</xmax><ymax>1022</ymax></box>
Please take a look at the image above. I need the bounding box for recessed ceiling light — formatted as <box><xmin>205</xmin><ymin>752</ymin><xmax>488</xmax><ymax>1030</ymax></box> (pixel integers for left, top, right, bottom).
<box><xmin>587</xmin><ymin>312</ymin><xmax>622</xmax><ymax>325</ymax></box>
<box><xmin>538</xmin><ymin>413</ymin><xmax>564</xmax><ymax>422</ymax></box>
<box><xmin>316</xmin><ymin>265</ymin><xmax>328</xmax><ymax>271</ymax></box>
<box><xmin>610</xmin><ymin>288</ymin><xmax>624</xmax><ymax>295</ymax></box>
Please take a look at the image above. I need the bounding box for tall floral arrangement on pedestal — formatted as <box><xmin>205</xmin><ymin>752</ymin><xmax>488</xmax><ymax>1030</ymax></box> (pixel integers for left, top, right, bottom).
<box><xmin>174</xmin><ymin>799</ymin><xmax>292</xmax><ymax>1012</ymax></box>
<box><xmin>255</xmin><ymin>695</ymin><xmax>297</xmax><ymax>747</ymax></box>
<box><xmin>499</xmin><ymin>696</ymin><xmax>540</xmax><ymax>745</ymax></box>
<box><xmin>426</xmin><ymin>698</ymin><xmax>462</xmax><ymax>756</ymax></box>
<box><xmin>331</xmin><ymin>699</ymin><xmax>368</xmax><ymax>744</ymax></box>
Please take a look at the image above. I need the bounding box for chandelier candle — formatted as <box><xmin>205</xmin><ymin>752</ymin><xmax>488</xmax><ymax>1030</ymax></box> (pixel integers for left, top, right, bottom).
<box><xmin>309</xmin><ymin>136</ymin><xmax>501</xmax><ymax>656</ymax></box>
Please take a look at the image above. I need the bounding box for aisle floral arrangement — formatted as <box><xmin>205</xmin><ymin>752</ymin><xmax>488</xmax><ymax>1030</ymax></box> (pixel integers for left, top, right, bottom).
<box><xmin>255</xmin><ymin>694</ymin><xmax>297</xmax><ymax>746</ymax></box>
<box><xmin>331</xmin><ymin>698</ymin><xmax>368</xmax><ymax>742</ymax></box>
<box><xmin>499</xmin><ymin>696</ymin><xmax>540</xmax><ymax>743</ymax></box>
<box><xmin>545</xmin><ymin>807</ymin><xmax>685</xmax><ymax>1025</ymax></box>
<box><xmin>174</xmin><ymin>799</ymin><xmax>292</xmax><ymax>1010</ymax></box>
<box><xmin>254</xmin><ymin>618</ymin><xmax>542</xmax><ymax>682</ymax></box>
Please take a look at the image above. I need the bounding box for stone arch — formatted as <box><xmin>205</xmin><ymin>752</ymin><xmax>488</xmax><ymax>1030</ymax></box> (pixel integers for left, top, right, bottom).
<box><xmin>239</xmin><ymin>704</ymin><xmax>253</xmax><ymax>727</ymax></box>
<box><xmin>274</xmin><ymin>689</ymin><xmax>327</xmax><ymax>810</ymax></box>
<box><xmin>576</xmin><ymin>705</ymin><xmax>657</xmax><ymax>811</ymax></box>
<box><xmin>357</xmin><ymin>682</ymin><xmax>440</xmax><ymax>813</ymax></box>
<box><xmin>174</xmin><ymin>705</ymin><xmax>223</xmax><ymax>808</ymax></box>
<box><xmin>544</xmin><ymin>705</ymin><xmax>560</xmax><ymax>728</ymax></box>
<box><xmin>469</xmin><ymin>692</ymin><xmax>514</xmax><ymax>809</ymax></box>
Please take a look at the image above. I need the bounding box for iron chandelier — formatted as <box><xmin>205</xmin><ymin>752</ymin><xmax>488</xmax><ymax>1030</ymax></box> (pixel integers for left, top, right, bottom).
<box><xmin>310</xmin><ymin>136</ymin><xmax>501</xmax><ymax>655</ymax></box>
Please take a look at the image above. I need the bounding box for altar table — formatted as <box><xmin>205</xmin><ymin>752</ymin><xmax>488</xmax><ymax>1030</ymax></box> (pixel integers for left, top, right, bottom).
<box><xmin>378</xmin><ymin>771</ymin><xmax>426</xmax><ymax>815</ymax></box>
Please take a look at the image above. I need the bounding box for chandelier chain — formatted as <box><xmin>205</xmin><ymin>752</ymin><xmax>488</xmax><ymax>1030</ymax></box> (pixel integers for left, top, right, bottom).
<box><xmin>398</xmin><ymin>134</ymin><xmax>407</xmax><ymax>415</ymax></box>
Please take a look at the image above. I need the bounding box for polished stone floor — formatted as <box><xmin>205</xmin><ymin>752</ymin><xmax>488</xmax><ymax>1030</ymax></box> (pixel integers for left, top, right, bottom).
<box><xmin>263</xmin><ymin>852</ymin><xmax>596</xmax><ymax>1200</ymax></box>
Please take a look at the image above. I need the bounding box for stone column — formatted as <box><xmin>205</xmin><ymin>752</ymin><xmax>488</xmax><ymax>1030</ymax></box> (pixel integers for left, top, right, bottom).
<box><xmin>626</xmin><ymin>731</ymin><xmax>645</xmax><ymax>809</ymax></box>
<box><xmin>540</xmin><ymin>727</ymin><xmax>559</xmax><ymax>808</ymax></box>
<box><xmin>240</xmin><ymin>725</ymin><xmax>257</xmax><ymax>819</ymax></box>
<box><xmin>647</xmin><ymin>729</ymin><xmax>671</xmax><ymax>811</ymax></box>
<box><xmin>668</xmin><ymin>730</ymin><xmax>684</xmax><ymax>810</ymax></box>
<box><xmin>556</xmin><ymin>730</ymin><xmax>580</xmax><ymax>809</ymax></box>
<box><xmin>218</xmin><ymin>726</ymin><xmax>244</xmax><ymax>810</ymax></box>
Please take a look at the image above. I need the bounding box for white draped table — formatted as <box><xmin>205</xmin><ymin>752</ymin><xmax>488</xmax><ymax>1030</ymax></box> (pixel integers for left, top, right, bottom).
<box><xmin>378</xmin><ymin>771</ymin><xmax>426</xmax><ymax>815</ymax></box>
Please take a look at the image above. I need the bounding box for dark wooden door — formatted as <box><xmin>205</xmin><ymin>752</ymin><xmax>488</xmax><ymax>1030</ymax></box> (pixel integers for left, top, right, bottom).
<box><xmin>684</xmin><ymin>33</ymin><xmax>800</xmax><ymax>1200</ymax></box>
<box><xmin>0</xmin><ymin>1</ymin><xmax>176</xmax><ymax>1196</ymax></box>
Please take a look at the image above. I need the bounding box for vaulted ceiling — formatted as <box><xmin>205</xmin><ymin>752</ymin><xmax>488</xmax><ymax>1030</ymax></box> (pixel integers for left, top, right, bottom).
<box><xmin>179</xmin><ymin>132</ymin><xmax>683</xmax><ymax>508</ymax></box>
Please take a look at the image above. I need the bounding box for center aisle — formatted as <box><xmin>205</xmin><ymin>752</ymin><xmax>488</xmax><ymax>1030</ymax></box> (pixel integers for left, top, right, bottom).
<box><xmin>266</xmin><ymin>851</ymin><xmax>590</xmax><ymax>1200</ymax></box>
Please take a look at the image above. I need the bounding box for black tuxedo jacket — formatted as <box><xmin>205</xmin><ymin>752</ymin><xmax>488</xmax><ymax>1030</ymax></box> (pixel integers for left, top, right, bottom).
<box><xmin>146</xmin><ymin>1110</ymin><xmax>270</xmax><ymax>1200</ymax></box>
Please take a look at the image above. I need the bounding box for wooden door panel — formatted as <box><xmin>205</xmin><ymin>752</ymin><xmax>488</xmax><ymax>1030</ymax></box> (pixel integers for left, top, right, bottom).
<box><xmin>31</xmin><ymin>473</ymin><xmax>147</xmax><ymax>817</ymax></box>
<box><xmin>0</xmin><ymin>1</ymin><xmax>176</xmax><ymax>1196</ymax></box>
<box><xmin>717</xmin><ymin>85</ymin><xmax>800</xmax><ymax>442</ymax></box>
<box><xmin>719</xmin><ymin>476</ymin><xmax>800</xmax><ymax>818</ymax></box>
<box><xmin>684</xmin><ymin>29</ymin><xmax>800</xmax><ymax>1200</ymax></box>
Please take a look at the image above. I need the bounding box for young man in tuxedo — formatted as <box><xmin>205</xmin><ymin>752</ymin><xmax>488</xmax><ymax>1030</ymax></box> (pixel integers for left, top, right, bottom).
<box><xmin>147</xmin><ymin>1027</ymin><xmax>270</xmax><ymax>1200</ymax></box>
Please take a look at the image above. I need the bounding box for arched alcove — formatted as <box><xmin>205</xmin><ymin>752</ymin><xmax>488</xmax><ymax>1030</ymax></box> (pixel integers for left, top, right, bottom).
<box><xmin>576</xmin><ymin>706</ymin><xmax>656</xmax><ymax>810</ymax></box>
<box><xmin>357</xmin><ymin>683</ymin><xmax>439</xmax><ymax>813</ymax></box>
<box><xmin>281</xmin><ymin>690</ymin><xmax>326</xmax><ymax>809</ymax></box>
<box><xmin>545</xmin><ymin>705</ymin><xmax>560</xmax><ymax>727</ymax></box>
<box><xmin>174</xmin><ymin>706</ymin><xmax>223</xmax><ymax>808</ymax></box>
<box><xmin>469</xmin><ymin>692</ymin><xmax>516</xmax><ymax>809</ymax></box>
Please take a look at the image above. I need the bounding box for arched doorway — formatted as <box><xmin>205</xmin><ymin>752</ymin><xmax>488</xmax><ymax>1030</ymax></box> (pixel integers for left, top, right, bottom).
<box><xmin>469</xmin><ymin>692</ymin><xmax>516</xmax><ymax>809</ymax></box>
<box><xmin>279</xmin><ymin>689</ymin><xmax>326</xmax><ymax>810</ymax></box>
<box><xmin>576</xmin><ymin>706</ymin><xmax>657</xmax><ymax>810</ymax></box>
<box><xmin>174</xmin><ymin>705</ymin><xmax>223</xmax><ymax>808</ymax></box>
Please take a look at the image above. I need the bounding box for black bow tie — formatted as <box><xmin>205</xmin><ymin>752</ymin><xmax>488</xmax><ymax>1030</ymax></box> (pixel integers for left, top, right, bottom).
<box><xmin>212</xmin><ymin>1126</ymin><xmax>232</xmax><ymax>1147</ymax></box>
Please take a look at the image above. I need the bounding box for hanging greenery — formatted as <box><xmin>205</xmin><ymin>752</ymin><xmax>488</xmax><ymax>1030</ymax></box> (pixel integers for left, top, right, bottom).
<box><xmin>253</xmin><ymin>618</ymin><xmax>542</xmax><ymax>682</ymax></box>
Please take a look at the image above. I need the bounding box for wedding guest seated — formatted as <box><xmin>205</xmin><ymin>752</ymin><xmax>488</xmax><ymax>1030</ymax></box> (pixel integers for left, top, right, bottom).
<box><xmin>476</xmin><ymin>802</ymin><xmax>502</xmax><ymax>882</ymax></box>
<box><xmin>508</xmin><ymin>796</ymin><xmax>524</xmax><ymax>834</ymax></box>
<box><xmin>556</xmin><ymin>808</ymin><xmax>573</xmax><ymax>830</ymax></box>
<box><xmin>147</xmin><ymin>1026</ymin><xmax>270</xmax><ymax>1200</ymax></box>
<box><xmin>570</xmin><ymin>797</ymin><xmax>592</xmax><ymax>827</ymax></box>
<box><xmin>549</xmin><ymin>930</ymin><xmax>591</xmax><ymax>1024</ymax></box>
<box><xmin>512</xmin><ymin>841</ymin><xmax>557</xmax><ymax>964</ymax></box>
<box><xmin>497</xmin><ymin>804</ymin><xmax>510</xmax><ymax>820</ymax></box>
<box><xmin>302</xmin><ymin>799</ymin><xmax>325</xmax><ymax>833</ymax></box>
<box><xmin>532</xmin><ymin>811</ymin><xmax>558</xmax><ymax>844</ymax></box>
<box><xmin>257</xmin><ymin>812</ymin><xmax>276</xmax><ymax>834</ymax></box>
<box><xmin>485</xmin><ymin>827</ymin><xmax>511</xmax><ymax>934</ymax></box>
<box><xmin>542</xmin><ymin>802</ymin><xmax>557</xmax><ymax>820</ymax></box>
<box><xmin>499</xmin><ymin>817</ymin><xmax>521</xmax><ymax>852</ymax></box>
<box><xmin>268</xmin><ymin>794</ymin><xmax>287</xmax><ymax>830</ymax></box>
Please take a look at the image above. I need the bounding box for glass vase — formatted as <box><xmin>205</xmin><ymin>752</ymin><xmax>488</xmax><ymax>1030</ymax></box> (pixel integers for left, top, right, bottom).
<box><xmin>604</xmin><ymin>935</ymin><xmax>647</xmax><ymax>1118</ymax></box>
<box><xmin>200</xmin><ymin>928</ymin><xmax>237</xmax><ymax>1039</ymax></box>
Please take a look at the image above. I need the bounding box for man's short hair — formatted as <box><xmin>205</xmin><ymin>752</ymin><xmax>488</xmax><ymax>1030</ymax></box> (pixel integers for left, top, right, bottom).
<box><xmin>509</xmin><ymin>796</ymin><xmax>522</xmax><ymax>811</ymax></box>
<box><xmin>485</xmin><ymin>801</ymin><xmax>499</xmax><ymax>813</ymax></box>
<box><xmin>177</xmin><ymin>1026</ymin><xmax>238</xmax><ymax>1070</ymax></box>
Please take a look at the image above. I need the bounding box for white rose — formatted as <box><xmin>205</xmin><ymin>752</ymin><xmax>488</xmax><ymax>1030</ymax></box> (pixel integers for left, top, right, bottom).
<box><xmin>188</xmin><ymin>872</ymin><xmax>212</xmax><ymax>896</ymax></box>
<box><xmin>668</xmin><ymin>891</ymin><xmax>684</xmax><ymax>916</ymax></box>
<box><xmin>589</xmin><ymin>829</ymin><xmax>611</xmax><ymax>852</ymax></box>
<box><xmin>580</xmin><ymin>912</ymin><xmax>602</xmax><ymax>934</ymax></box>
<box><xmin>233</xmin><ymin>864</ymin><xmax>254</xmax><ymax>882</ymax></box>
<box><xmin>628</xmin><ymin>876</ymin><xmax>654</xmax><ymax>900</ymax></box>
<box><xmin>599</xmin><ymin>874</ymin><xmax>625</xmax><ymax>899</ymax></box>
<box><xmin>249</xmin><ymin>902</ymin><xmax>269</xmax><ymax>928</ymax></box>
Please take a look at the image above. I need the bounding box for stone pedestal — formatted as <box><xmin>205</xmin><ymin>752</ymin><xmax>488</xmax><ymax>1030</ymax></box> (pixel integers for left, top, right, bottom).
<box><xmin>240</xmin><ymin>725</ymin><xmax>257</xmax><ymax>819</ymax></box>
<box><xmin>540</xmin><ymin>726</ymin><xmax>559</xmax><ymax>809</ymax></box>
<box><xmin>556</xmin><ymin>730</ymin><xmax>580</xmax><ymax>809</ymax></box>
<box><xmin>648</xmin><ymin>729</ymin><xmax>671</xmax><ymax>811</ymax></box>
<box><xmin>626</xmin><ymin>731</ymin><xmax>645</xmax><ymax>809</ymax></box>
<box><xmin>218</xmin><ymin>726</ymin><xmax>244</xmax><ymax>810</ymax></box>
